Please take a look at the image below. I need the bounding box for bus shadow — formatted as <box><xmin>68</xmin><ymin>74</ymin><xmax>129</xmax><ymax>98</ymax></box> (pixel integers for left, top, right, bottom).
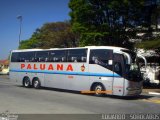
<box><xmin>40</xmin><ymin>86</ymin><xmax>82</xmax><ymax>94</ymax></box>
<box><xmin>18</xmin><ymin>85</ymin><xmax>80</xmax><ymax>94</ymax></box>
<box><xmin>102</xmin><ymin>94</ymin><xmax>155</xmax><ymax>100</ymax></box>
<box><xmin>18</xmin><ymin>86</ymin><xmax>155</xmax><ymax>100</ymax></box>
<box><xmin>41</xmin><ymin>87</ymin><xmax>155</xmax><ymax>100</ymax></box>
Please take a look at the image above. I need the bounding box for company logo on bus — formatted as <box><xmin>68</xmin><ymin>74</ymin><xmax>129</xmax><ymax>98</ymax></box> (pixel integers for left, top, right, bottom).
<box><xmin>81</xmin><ymin>64</ymin><xmax>85</xmax><ymax>72</ymax></box>
<box><xmin>20</xmin><ymin>64</ymin><xmax>73</xmax><ymax>71</ymax></box>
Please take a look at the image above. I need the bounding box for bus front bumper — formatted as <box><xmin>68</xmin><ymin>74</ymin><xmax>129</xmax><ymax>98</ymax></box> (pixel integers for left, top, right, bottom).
<box><xmin>124</xmin><ymin>87</ymin><xmax>142</xmax><ymax>96</ymax></box>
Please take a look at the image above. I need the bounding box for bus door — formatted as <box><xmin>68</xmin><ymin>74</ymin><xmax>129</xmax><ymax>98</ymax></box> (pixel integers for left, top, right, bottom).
<box><xmin>89</xmin><ymin>49</ymin><xmax>114</xmax><ymax>94</ymax></box>
<box><xmin>112</xmin><ymin>53</ymin><xmax>125</xmax><ymax>96</ymax></box>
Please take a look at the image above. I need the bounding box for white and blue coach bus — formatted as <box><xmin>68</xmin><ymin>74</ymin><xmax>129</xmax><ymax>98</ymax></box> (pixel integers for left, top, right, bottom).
<box><xmin>9</xmin><ymin>46</ymin><xmax>143</xmax><ymax>96</ymax></box>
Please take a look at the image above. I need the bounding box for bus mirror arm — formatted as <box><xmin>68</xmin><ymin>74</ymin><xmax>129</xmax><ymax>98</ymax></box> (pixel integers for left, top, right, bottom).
<box><xmin>137</xmin><ymin>54</ymin><xmax>147</xmax><ymax>69</ymax></box>
<box><xmin>122</xmin><ymin>52</ymin><xmax>131</xmax><ymax>65</ymax></box>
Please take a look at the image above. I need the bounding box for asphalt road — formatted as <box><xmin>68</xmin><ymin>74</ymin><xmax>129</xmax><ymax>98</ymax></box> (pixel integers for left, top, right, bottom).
<box><xmin>0</xmin><ymin>75</ymin><xmax>160</xmax><ymax>118</ymax></box>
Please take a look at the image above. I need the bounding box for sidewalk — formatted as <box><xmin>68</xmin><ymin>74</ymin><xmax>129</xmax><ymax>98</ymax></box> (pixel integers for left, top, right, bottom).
<box><xmin>143</xmin><ymin>89</ymin><xmax>160</xmax><ymax>93</ymax></box>
<box><xmin>143</xmin><ymin>85</ymin><xmax>160</xmax><ymax>95</ymax></box>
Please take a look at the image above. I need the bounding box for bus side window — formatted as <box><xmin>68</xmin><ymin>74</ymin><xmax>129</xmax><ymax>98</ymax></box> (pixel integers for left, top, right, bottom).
<box><xmin>81</xmin><ymin>57</ymin><xmax>86</xmax><ymax>62</ymax></box>
<box><xmin>71</xmin><ymin>57</ymin><xmax>77</xmax><ymax>62</ymax></box>
<box><xmin>49</xmin><ymin>50</ymin><xmax>67</xmax><ymax>62</ymax></box>
<box><xmin>18</xmin><ymin>52</ymin><xmax>36</xmax><ymax>62</ymax></box>
<box><xmin>61</xmin><ymin>57</ymin><xmax>66</xmax><ymax>62</ymax></box>
<box><xmin>89</xmin><ymin>49</ymin><xmax>113</xmax><ymax>65</ymax></box>
<box><xmin>30</xmin><ymin>57</ymin><xmax>35</xmax><ymax>62</ymax></box>
<box><xmin>11</xmin><ymin>52</ymin><xmax>19</xmax><ymax>62</ymax></box>
<box><xmin>53</xmin><ymin>57</ymin><xmax>59</xmax><ymax>62</ymax></box>
<box><xmin>68</xmin><ymin>49</ymin><xmax>87</xmax><ymax>62</ymax></box>
<box><xmin>92</xmin><ymin>56</ymin><xmax>99</xmax><ymax>64</ymax></box>
<box><xmin>35</xmin><ymin>51</ymin><xmax>49</xmax><ymax>62</ymax></box>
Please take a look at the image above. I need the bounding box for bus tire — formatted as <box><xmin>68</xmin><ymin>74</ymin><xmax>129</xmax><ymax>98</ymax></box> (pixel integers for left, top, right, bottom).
<box><xmin>32</xmin><ymin>78</ymin><xmax>41</xmax><ymax>89</ymax></box>
<box><xmin>23</xmin><ymin>77</ymin><xmax>31</xmax><ymax>88</ymax></box>
<box><xmin>92</xmin><ymin>83</ymin><xmax>105</xmax><ymax>97</ymax></box>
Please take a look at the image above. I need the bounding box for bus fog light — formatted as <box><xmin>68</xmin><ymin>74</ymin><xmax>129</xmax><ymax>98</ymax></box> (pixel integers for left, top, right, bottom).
<box><xmin>127</xmin><ymin>87</ymin><xmax>132</xmax><ymax>90</ymax></box>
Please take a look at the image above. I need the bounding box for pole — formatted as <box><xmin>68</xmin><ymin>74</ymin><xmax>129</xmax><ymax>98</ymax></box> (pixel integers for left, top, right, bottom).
<box><xmin>17</xmin><ymin>15</ymin><xmax>22</xmax><ymax>46</ymax></box>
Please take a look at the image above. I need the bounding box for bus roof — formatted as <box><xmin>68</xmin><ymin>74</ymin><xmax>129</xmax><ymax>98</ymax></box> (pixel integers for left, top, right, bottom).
<box><xmin>11</xmin><ymin>46</ymin><xmax>128</xmax><ymax>52</ymax></box>
<box><xmin>11</xmin><ymin>49</ymin><xmax>43</xmax><ymax>52</ymax></box>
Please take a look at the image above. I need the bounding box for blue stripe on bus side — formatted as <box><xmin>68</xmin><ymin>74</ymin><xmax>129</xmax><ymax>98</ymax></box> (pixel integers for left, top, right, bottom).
<box><xmin>9</xmin><ymin>69</ymin><xmax>120</xmax><ymax>77</ymax></box>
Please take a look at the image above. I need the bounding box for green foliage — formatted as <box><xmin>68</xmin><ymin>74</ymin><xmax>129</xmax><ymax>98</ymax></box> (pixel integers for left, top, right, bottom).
<box><xmin>19</xmin><ymin>0</ymin><xmax>159</xmax><ymax>52</ymax></box>
<box><xmin>19</xmin><ymin>38</ymin><xmax>39</xmax><ymax>49</ymax></box>
<box><xmin>136</xmin><ymin>38</ymin><xmax>160</xmax><ymax>49</ymax></box>
<box><xmin>19</xmin><ymin>22</ymin><xmax>78</xmax><ymax>49</ymax></box>
<box><xmin>136</xmin><ymin>38</ymin><xmax>160</xmax><ymax>56</ymax></box>
<box><xmin>135</xmin><ymin>1</ymin><xmax>160</xmax><ymax>56</ymax></box>
<box><xmin>69</xmin><ymin>0</ymin><xmax>145</xmax><ymax>49</ymax></box>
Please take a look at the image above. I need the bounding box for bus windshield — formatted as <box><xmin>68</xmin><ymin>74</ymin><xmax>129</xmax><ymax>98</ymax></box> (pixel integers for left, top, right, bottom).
<box><xmin>122</xmin><ymin>50</ymin><xmax>142</xmax><ymax>81</ymax></box>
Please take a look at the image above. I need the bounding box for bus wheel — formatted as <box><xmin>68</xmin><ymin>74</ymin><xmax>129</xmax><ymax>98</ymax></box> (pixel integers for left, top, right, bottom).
<box><xmin>23</xmin><ymin>77</ymin><xmax>31</xmax><ymax>88</ymax></box>
<box><xmin>33</xmin><ymin>78</ymin><xmax>41</xmax><ymax>89</ymax></box>
<box><xmin>93</xmin><ymin>84</ymin><xmax>105</xmax><ymax>97</ymax></box>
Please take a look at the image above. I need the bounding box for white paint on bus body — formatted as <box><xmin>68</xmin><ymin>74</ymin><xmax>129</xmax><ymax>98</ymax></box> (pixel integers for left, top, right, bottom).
<box><xmin>9</xmin><ymin>46</ymin><xmax>143</xmax><ymax>96</ymax></box>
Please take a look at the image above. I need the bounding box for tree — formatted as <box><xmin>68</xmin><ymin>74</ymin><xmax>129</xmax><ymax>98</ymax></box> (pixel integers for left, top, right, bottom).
<box><xmin>69</xmin><ymin>0</ymin><xmax>144</xmax><ymax>49</ymax></box>
<box><xmin>19</xmin><ymin>29</ymin><xmax>40</xmax><ymax>49</ymax></box>
<box><xmin>19</xmin><ymin>21</ymin><xmax>78</xmax><ymax>49</ymax></box>
<box><xmin>136</xmin><ymin>38</ymin><xmax>160</xmax><ymax>56</ymax></box>
<box><xmin>136</xmin><ymin>0</ymin><xmax>160</xmax><ymax>56</ymax></box>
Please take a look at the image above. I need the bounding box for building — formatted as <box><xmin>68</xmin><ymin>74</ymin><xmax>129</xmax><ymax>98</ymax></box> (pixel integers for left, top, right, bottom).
<box><xmin>0</xmin><ymin>60</ymin><xmax>9</xmax><ymax>75</ymax></box>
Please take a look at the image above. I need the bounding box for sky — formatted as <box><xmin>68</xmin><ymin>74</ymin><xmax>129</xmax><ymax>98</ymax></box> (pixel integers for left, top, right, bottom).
<box><xmin>0</xmin><ymin>0</ymin><xmax>70</xmax><ymax>59</ymax></box>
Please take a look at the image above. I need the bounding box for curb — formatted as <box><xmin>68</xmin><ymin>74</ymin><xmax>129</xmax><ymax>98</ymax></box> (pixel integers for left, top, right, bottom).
<box><xmin>148</xmin><ymin>92</ymin><xmax>160</xmax><ymax>95</ymax></box>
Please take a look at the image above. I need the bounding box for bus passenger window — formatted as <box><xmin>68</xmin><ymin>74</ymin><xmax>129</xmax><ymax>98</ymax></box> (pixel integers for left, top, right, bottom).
<box><xmin>11</xmin><ymin>52</ymin><xmax>19</xmax><ymax>62</ymax></box>
<box><xmin>53</xmin><ymin>57</ymin><xmax>59</xmax><ymax>62</ymax></box>
<box><xmin>81</xmin><ymin>57</ymin><xmax>86</xmax><ymax>62</ymax></box>
<box><xmin>71</xmin><ymin>57</ymin><xmax>77</xmax><ymax>62</ymax></box>
<box><xmin>89</xmin><ymin>49</ymin><xmax>113</xmax><ymax>65</ymax></box>
<box><xmin>49</xmin><ymin>50</ymin><xmax>67</xmax><ymax>62</ymax></box>
<box><xmin>35</xmin><ymin>51</ymin><xmax>49</xmax><ymax>62</ymax></box>
<box><xmin>68</xmin><ymin>49</ymin><xmax>87</xmax><ymax>62</ymax></box>
<box><xmin>19</xmin><ymin>52</ymin><xmax>36</xmax><ymax>62</ymax></box>
<box><xmin>61</xmin><ymin>57</ymin><xmax>66</xmax><ymax>62</ymax></box>
<box><xmin>30</xmin><ymin>57</ymin><xmax>35</xmax><ymax>62</ymax></box>
<box><xmin>92</xmin><ymin>56</ymin><xmax>99</xmax><ymax>64</ymax></box>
